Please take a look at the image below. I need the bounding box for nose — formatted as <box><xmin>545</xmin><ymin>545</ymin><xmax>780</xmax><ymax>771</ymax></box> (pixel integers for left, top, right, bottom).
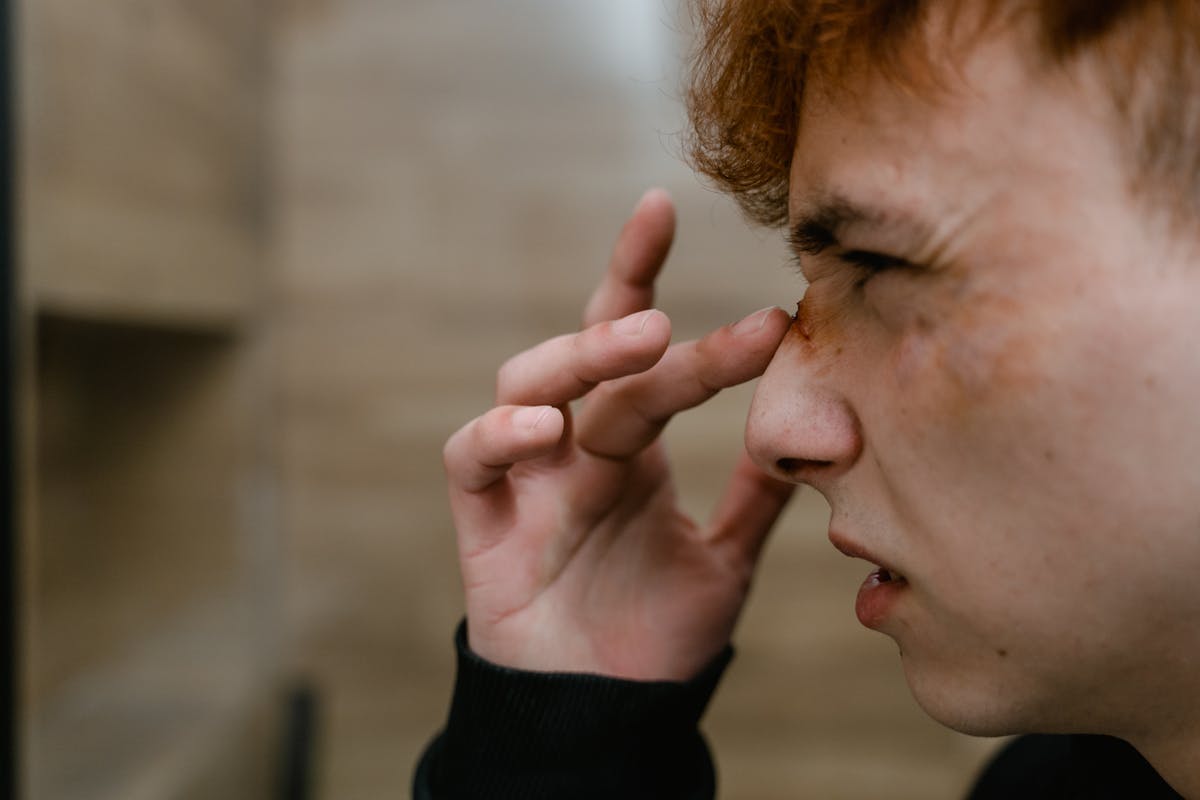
<box><xmin>745</xmin><ymin>334</ymin><xmax>862</xmax><ymax>490</ymax></box>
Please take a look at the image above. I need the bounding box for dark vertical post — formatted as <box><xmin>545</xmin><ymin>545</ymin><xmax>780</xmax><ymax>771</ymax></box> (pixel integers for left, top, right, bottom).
<box><xmin>276</xmin><ymin>683</ymin><xmax>319</xmax><ymax>800</ymax></box>
<box><xmin>0</xmin><ymin>0</ymin><xmax>17</xmax><ymax>795</ymax></box>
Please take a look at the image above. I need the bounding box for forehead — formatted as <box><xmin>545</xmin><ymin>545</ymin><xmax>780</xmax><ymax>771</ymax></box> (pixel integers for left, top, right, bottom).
<box><xmin>788</xmin><ymin>28</ymin><xmax>1126</xmax><ymax>233</ymax></box>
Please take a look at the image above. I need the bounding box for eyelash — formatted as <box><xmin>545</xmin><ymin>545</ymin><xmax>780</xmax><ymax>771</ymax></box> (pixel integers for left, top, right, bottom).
<box><xmin>840</xmin><ymin>250</ymin><xmax>909</xmax><ymax>274</ymax></box>
<box><xmin>789</xmin><ymin>249</ymin><xmax>911</xmax><ymax>283</ymax></box>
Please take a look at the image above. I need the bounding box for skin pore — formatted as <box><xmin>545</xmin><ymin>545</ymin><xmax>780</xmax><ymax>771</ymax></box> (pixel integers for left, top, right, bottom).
<box><xmin>744</xmin><ymin>16</ymin><xmax>1200</xmax><ymax>796</ymax></box>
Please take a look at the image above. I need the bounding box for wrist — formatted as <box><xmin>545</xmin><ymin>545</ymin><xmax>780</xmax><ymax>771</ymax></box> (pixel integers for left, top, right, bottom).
<box><xmin>424</xmin><ymin>619</ymin><xmax>733</xmax><ymax>799</ymax></box>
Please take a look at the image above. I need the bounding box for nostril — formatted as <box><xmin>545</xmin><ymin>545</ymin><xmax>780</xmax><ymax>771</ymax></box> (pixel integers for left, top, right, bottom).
<box><xmin>777</xmin><ymin>457</ymin><xmax>834</xmax><ymax>477</ymax></box>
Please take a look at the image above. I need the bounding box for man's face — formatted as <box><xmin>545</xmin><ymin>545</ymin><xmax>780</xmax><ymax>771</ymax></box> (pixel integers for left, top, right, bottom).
<box><xmin>745</xmin><ymin>28</ymin><xmax>1200</xmax><ymax>737</ymax></box>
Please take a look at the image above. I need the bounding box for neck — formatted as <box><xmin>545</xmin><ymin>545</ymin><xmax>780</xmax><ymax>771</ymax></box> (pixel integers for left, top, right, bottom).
<box><xmin>1136</xmin><ymin>739</ymin><xmax>1199</xmax><ymax>798</ymax></box>
<box><xmin>1128</xmin><ymin>692</ymin><xmax>1200</xmax><ymax>798</ymax></box>
<box><xmin>1116</xmin><ymin>608</ymin><xmax>1200</xmax><ymax>797</ymax></box>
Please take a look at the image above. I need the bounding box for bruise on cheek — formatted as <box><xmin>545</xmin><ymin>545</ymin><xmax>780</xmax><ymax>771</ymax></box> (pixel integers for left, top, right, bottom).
<box><xmin>789</xmin><ymin>274</ymin><xmax>1049</xmax><ymax>422</ymax></box>
<box><xmin>945</xmin><ymin>291</ymin><xmax>1043</xmax><ymax>397</ymax></box>
<box><xmin>892</xmin><ymin>312</ymin><xmax>936</xmax><ymax>387</ymax></box>
<box><xmin>893</xmin><ymin>285</ymin><xmax>1045</xmax><ymax>420</ymax></box>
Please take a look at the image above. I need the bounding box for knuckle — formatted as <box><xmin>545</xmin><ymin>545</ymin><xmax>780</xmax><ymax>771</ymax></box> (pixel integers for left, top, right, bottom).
<box><xmin>473</xmin><ymin>408</ymin><xmax>505</xmax><ymax>449</ymax></box>
<box><xmin>572</xmin><ymin>325</ymin><xmax>595</xmax><ymax>356</ymax></box>
<box><xmin>443</xmin><ymin>411</ymin><xmax>494</xmax><ymax>475</ymax></box>
<box><xmin>596</xmin><ymin>380</ymin><xmax>654</xmax><ymax>426</ymax></box>
<box><xmin>692</xmin><ymin>337</ymin><xmax>735</xmax><ymax>381</ymax></box>
<box><xmin>582</xmin><ymin>379</ymin><xmax>620</xmax><ymax>412</ymax></box>
<box><xmin>695</xmin><ymin>329</ymin><xmax>724</xmax><ymax>360</ymax></box>
<box><xmin>494</xmin><ymin>357</ymin><xmax>520</xmax><ymax>400</ymax></box>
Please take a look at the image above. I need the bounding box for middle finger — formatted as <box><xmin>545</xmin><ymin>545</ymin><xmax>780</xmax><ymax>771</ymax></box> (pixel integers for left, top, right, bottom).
<box><xmin>495</xmin><ymin>309</ymin><xmax>672</xmax><ymax>407</ymax></box>
<box><xmin>574</xmin><ymin>306</ymin><xmax>790</xmax><ymax>459</ymax></box>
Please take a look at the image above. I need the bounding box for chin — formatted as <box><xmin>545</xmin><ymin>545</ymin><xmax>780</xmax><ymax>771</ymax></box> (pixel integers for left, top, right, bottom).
<box><xmin>897</xmin><ymin>648</ymin><xmax>1061</xmax><ymax>739</ymax></box>
<box><xmin>910</xmin><ymin>692</ymin><xmax>1027</xmax><ymax>738</ymax></box>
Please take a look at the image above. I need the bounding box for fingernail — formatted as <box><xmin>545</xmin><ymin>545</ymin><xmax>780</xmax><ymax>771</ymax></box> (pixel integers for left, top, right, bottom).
<box><xmin>632</xmin><ymin>188</ymin><xmax>655</xmax><ymax>213</ymax></box>
<box><xmin>732</xmin><ymin>306</ymin><xmax>777</xmax><ymax>335</ymax></box>
<box><xmin>514</xmin><ymin>406</ymin><xmax>553</xmax><ymax>430</ymax></box>
<box><xmin>614</xmin><ymin>309</ymin><xmax>656</xmax><ymax>336</ymax></box>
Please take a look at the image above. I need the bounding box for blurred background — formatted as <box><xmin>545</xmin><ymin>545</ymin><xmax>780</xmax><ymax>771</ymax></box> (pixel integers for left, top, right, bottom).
<box><xmin>13</xmin><ymin>0</ymin><xmax>1003</xmax><ymax>797</ymax></box>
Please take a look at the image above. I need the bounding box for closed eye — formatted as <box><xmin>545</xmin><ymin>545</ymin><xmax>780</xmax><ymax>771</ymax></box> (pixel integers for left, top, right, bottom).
<box><xmin>786</xmin><ymin>249</ymin><xmax>911</xmax><ymax>285</ymax></box>
<box><xmin>840</xmin><ymin>249</ymin><xmax>910</xmax><ymax>274</ymax></box>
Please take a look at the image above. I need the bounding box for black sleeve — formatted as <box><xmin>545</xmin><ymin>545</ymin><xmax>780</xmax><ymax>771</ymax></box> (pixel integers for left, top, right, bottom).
<box><xmin>967</xmin><ymin>733</ymin><xmax>1182</xmax><ymax>799</ymax></box>
<box><xmin>412</xmin><ymin>620</ymin><xmax>733</xmax><ymax>800</ymax></box>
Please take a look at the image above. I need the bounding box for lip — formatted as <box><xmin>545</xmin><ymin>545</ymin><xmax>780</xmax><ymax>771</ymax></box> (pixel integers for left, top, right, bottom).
<box><xmin>828</xmin><ymin>530</ymin><xmax>901</xmax><ymax>573</ymax></box>
<box><xmin>828</xmin><ymin>530</ymin><xmax>909</xmax><ymax>630</ymax></box>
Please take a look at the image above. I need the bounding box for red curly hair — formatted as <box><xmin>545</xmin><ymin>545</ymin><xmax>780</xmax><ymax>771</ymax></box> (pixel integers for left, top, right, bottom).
<box><xmin>685</xmin><ymin>0</ymin><xmax>1200</xmax><ymax>227</ymax></box>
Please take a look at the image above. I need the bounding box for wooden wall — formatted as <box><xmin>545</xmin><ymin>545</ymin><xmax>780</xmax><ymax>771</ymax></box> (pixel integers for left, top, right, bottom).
<box><xmin>274</xmin><ymin>1</ymin><xmax>1000</xmax><ymax>797</ymax></box>
<box><xmin>18</xmin><ymin>1</ymin><xmax>278</xmax><ymax>798</ymax></box>
<box><xmin>17</xmin><ymin>1</ymin><xmax>1006</xmax><ymax>797</ymax></box>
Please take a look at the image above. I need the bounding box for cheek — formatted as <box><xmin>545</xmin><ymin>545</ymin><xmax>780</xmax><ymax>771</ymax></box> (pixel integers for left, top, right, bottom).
<box><xmin>888</xmin><ymin>286</ymin><xmax>1046</xmax><ymax>422</ymax></box>
<box><xmin>883</xmin><ymin>284</ymin><xmax>1104</xmax><ymax>617</ymax></box>
<box><xmin>797</xmin><ymin>270</ymin><xmax>1061</xmax><ymax>429</ymax></box>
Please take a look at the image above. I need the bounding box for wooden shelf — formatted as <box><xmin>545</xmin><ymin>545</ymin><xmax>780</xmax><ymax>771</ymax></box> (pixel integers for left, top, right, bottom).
<box><xmin>25</xmin><ymin>314</ymin><xmax>280</xmax><ymax>798</ymax></box>
<box><xmin>21</xmin><ymin>0</ymin><xmax>267</xmax><ymax>328</ymax></box>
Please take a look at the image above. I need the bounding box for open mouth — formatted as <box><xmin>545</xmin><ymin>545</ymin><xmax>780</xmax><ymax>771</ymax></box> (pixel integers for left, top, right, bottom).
<box><xmin>857</xmin><ymin>566</ymin><xmax>909</xmax><ymax>628</ymax></box>
<box><xmin>868</xmin><ymin>566</ymin><xmax>906</xmax><ymax>585</ymax></box>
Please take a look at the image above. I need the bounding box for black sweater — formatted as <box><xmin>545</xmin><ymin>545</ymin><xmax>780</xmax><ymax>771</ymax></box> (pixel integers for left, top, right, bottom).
<box><xmin>413</xmin><ymin>623</ymin><xmax>1183</xmax><ymax>799</ymax></box>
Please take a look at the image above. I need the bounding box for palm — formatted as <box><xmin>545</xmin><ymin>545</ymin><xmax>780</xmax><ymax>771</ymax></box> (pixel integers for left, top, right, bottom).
<box><xmin>463</xmin><ymin>436</ymin><xmax>752</xmax><ymax>679</ymax></box>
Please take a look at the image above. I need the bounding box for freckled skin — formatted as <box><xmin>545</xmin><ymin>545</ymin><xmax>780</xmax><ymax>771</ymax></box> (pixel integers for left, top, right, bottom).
<box><xmin>745</xmin><ymin>17</ymin><xmax>1200</xmax><ymax>791</ymax></box>
<box><xmin>893</xmin><ymin>283</ymin><xmax>1045</xmax><ymax>421</ymax></box>
<box><xmin>789</xmin><ymin>291</ymin><xmax>835</xmax><ymax>345</ymax></box>
<box><xmin>797</xmin><ymin>259</ymin><xmax>1045</xmax><ymax>424</ymax></box>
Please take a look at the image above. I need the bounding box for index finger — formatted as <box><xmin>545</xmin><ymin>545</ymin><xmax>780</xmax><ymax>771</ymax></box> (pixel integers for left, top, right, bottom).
<box><xmin>581</xmin><ymin>188</ymin><xmax>676</xmax><ymax>328</ymax></box>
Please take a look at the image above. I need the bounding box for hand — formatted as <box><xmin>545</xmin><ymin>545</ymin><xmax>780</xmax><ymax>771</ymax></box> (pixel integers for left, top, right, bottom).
<box><xmin>442</xmin><ymin>189</ymin><xmax>795</xmax><ymax>681</ymax></box>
